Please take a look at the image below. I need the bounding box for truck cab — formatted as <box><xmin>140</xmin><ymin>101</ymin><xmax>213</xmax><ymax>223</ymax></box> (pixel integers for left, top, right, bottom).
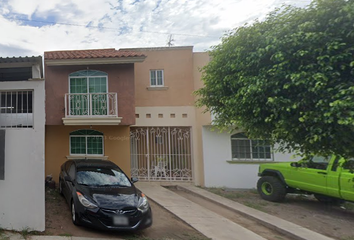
<box><xmin>257</xmin><ymin>155</ymin><xmax>354</xmax><ymax>203</ymax></box>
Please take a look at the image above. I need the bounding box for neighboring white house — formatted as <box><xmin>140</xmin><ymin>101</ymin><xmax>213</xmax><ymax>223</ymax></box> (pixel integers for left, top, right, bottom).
<box><xmin>202</xmin><ymin>126</ymin><xmax>300</xmax><ymax>189</ymax></box>
<box><xmin>0</xmin><ymin>56</ymin><xmax>45</xmax><ymax>231</ymax></box>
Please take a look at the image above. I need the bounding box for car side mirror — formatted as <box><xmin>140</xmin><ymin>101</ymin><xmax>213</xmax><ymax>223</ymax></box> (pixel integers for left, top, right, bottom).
<box><xmin>131</xmin><ymin>177</ymin><xmax>139</xmax><ymax>183</ymax></box>
<box><xmin>64</xmin><ymin>176</ymin><xmax>72</xmax><ymax>182</ymax></box>
<box><xmin>291</xmin><ymin>162</ymin><xmax>300</xmax><ymax>167</ymax></box>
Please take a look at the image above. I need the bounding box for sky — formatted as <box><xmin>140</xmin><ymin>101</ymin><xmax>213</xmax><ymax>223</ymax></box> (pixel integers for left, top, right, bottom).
<box><xmin>0</xmin><ymin>0</ymin><xmax>312</xmax><ymax>57</ymax></box>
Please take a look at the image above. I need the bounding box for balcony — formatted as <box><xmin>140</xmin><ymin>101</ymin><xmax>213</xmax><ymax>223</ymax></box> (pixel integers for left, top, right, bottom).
<box><xmin>62</xmin><ymin>92</ymin><xmax>122</xmax><ymax>125</ymax></box>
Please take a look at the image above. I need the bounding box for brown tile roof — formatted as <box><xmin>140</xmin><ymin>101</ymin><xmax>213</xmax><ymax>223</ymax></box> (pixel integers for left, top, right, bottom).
<box><xmin>44</xmin><ymin>48</ymin><xmax>145</xmax><ymax>60</ymax></box>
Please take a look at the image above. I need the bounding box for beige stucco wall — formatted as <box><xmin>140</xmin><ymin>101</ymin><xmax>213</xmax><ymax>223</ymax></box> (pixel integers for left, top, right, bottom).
<box><xmin>45</xmin><ymin>125</ymin><xmax>131</xmax><ymax>183</ymax></box>
<box><xmin>129</xmin><ymin>47</ymin><xmax>211</xmax><ymax>186</ymax></box>
<box><xmin>132</xmin><ymin>47</ymin><xmax>195</xmax><ymax>107</ymax></box>
<box><xmin>134</xmin><ymin>106</ymin><xmax>196</xmax><ymax>126</ymax></box>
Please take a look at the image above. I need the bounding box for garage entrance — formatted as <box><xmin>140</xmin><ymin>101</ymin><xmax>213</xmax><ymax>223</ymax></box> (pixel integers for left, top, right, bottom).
<box><xmin>130</xmin><ymin>127</ymin><xmax>192</xmax><ymax>181</ymax></box>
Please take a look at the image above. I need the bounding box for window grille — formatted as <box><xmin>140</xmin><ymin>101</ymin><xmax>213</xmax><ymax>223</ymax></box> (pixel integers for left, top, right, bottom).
<box><xmin>0</xmin><ymin>90</ymin><xmax>33</xmax><ymax>128</ymax></box>
<box><xmin>69</xmin><ymin>129</ymin><xmax>104</xmax><ymax>156</ymax></box>
<box><xmin>231</xmin><ymin>133</ymin><xmax>273</xmax><ymax>161</ymax></box>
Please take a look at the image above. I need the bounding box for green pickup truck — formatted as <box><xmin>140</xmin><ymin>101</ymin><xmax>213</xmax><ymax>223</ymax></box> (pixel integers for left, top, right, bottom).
<box><xmin>257</xmin><ymin>155</ymin><xmax>354</xmax><ymax>203</ymax></box>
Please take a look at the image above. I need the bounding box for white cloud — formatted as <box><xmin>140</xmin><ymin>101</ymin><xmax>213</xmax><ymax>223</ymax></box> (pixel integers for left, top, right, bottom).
<box><xmin>0</xmin><ymin>0</ymin><xmax>312</xmax><ymax>57</ymax></box>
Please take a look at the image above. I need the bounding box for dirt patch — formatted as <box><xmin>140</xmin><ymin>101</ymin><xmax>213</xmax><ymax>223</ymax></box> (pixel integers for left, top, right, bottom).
<box><xmin>42</xmin><ymin>187</ymin><xmax>209</xmax><ymax>240</ymax></box>
<box><xmin>204</xmin><ymin>188</ymin><xmax>354</xmax><ymax>240</ymax></box>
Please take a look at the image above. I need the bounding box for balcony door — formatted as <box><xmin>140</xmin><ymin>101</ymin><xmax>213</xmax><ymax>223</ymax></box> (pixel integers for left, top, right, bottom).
<box><xmin>69</xmin><ymin>70</ymin><xmax>108</xmax><ymax>116</ymax></box>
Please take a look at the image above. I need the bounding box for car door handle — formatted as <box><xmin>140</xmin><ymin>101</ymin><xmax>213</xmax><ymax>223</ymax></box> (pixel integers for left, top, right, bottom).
<box><xmin>317</xmin><ymin>172</ymin><xmax>327</xmax><ymax>175</ymax></box>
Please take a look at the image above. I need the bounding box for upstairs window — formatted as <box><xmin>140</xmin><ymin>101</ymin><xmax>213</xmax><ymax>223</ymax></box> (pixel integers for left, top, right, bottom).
<box><xmin>69</xmin><ymin>70</ymin><xmax>108</xmax><ymax>116</ymax></box>
<box><xmin>150</xmin><ymin>70</ymin><xmax>164</xmax><ymax>87</ymax></box>
<box><xmin>231</xmin><ymin>133</ymin><xmax>273</xmax><ymax>161</ymax></box>
<box><xmin>69</xmin><ymin>70</ymin><xmax>107</xmax><ymax>94</ymax></box>
<box><xmin>70</xmin><ymin>129</ymin><xmax>104</xmax><ymax>156</ymax></box>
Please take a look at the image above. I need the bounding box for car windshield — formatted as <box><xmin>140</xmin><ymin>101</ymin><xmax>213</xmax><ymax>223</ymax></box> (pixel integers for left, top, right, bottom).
<box><xmin>76</xmin><ymin>167</ymin><xmax>132</xmax><ymax>187</ymax></box>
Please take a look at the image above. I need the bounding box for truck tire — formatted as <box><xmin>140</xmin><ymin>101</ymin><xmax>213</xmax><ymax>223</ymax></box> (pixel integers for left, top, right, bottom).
<box><xmin>257</xmin><ymin>176</ymin><xmax>287</xmax><ymax>202</ymax></box>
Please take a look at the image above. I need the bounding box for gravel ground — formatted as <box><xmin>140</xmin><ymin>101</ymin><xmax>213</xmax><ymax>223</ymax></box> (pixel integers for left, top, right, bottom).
<box><xmin>205</xmin><ymin>187</ymin><xmax>354</xmax><ymax>240</ymax></box>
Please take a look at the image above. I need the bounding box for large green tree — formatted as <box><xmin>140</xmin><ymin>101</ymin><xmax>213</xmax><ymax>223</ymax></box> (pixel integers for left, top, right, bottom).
<box><xmin>196</xmin><ymin>0</ymin><xmax>354</xmax><ymax>157</ymax></box>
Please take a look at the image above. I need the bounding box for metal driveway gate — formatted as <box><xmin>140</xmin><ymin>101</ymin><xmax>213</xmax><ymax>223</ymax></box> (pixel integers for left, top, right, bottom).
<box><xmin>130</xmin><ymin>127</ymin><xmax>192</xmax><ymax>181</ymax></box>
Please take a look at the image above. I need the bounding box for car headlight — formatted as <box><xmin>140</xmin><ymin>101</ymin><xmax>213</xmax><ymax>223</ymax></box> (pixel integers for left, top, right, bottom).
<box><xmin>76</xmin><ymin>192</ymin><xmax>98</xmax><ymax>209</ymax></box>
<box><xmin>138</xmin><ymin>193</ymin><xmax>149</xmax><ymax>213</ymax></box>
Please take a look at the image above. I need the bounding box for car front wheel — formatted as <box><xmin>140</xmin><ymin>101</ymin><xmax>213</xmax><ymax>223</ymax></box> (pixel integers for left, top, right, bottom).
<box><xmin>257</xmin><ymin>176</ymin><xmax>287</xmax><ymax>202</ymax></box>
<box><xmin>71</xmin><ymin>200</ymin><xmax>80</xmax><ymax>226</ymax></box>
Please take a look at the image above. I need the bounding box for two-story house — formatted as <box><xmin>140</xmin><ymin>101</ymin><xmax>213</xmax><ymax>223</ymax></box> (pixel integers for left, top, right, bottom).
<box><xmin>0</xmin><ymin>56</ymin><xmax>45</xmax><ymax>231</ymax></box>
<box><xmin>44</xmin><ymin>49</ymin><xmax>145</xmax><ymax>183</ymax></box>
<box><xmin>44</xmin><ymin>46</ymin><xmax>298</xmax><ymax>191</ymax></box>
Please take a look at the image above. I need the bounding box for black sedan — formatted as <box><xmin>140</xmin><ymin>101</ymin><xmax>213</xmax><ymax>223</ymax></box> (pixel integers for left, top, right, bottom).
<box><xmin>58</xmin><ymin>159</ymin><xmax>152</xmax><ymax>231</ymax></box>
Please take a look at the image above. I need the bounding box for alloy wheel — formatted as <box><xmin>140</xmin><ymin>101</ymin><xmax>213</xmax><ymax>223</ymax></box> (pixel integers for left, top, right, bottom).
<box><xmin>261</xmin><ymin>182</ymin><xmax>273</xmax><ymax>195</ymax></box>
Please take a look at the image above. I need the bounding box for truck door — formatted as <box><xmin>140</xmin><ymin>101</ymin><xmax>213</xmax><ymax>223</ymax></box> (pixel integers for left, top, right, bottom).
<box><xmin>288</xmin><ymin>156</ymin><xmax>329</xmax><ymax>194</ymax></box>
<box><xmin>325</xmin><ymin>157</ymin><xmax>342</xmax><ymax>198</ymax></box>
<box><xmin>339</xmin><ymin>159</ymin><xmax>354</xmax><ymax>200</ymax></box>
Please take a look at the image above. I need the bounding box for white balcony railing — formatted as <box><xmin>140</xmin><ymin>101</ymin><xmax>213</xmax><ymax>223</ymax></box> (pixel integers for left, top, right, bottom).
<box><xmin>64</xmin><ymin>93</ymin><xmax>118</xmax><ymax>117</ymax></box>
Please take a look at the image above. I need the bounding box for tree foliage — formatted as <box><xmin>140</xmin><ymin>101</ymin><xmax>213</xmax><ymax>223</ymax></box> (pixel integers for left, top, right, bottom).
<box><xmin>196</xmin><ymin>0</ymin><xmax>354</xmax><ymax>157</ymax></box>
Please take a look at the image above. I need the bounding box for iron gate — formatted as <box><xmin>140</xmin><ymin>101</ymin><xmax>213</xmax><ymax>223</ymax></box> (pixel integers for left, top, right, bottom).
<box><xmin>130</xmin><ymin>127</ymin><xmax>192</xmax><ymax>181</ymax></box>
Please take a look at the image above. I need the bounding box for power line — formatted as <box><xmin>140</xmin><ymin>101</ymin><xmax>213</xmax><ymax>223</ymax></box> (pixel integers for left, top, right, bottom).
<box><xmin>3</xmin><ymin>16</ymin><xmax>219</xmax><ymax>38</ymax></box>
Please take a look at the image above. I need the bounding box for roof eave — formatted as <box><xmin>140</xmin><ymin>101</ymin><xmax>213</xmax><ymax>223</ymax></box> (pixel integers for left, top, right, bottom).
<box><xmin>0</xmin><ymin>56</ymin><xmax>43</xmax><ymax>68</ymax></box>
<box><xmin>45</xmin><ymin>56</ymin><xmax>146</xmax><ymax>66</ymax></box>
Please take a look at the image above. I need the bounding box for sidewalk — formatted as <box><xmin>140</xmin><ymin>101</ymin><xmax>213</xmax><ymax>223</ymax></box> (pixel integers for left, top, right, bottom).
<box><xmin>136</xmin><ymin>182</ymin><xmax>335</xmax><ymax>240</ymax></box>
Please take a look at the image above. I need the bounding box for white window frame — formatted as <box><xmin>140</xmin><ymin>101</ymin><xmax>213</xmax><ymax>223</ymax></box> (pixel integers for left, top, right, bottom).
<box><xmin>69</xmin><ymin>135</ymin><xmax>104</xmax><ymax>156</ymax></box>
<box><xmin>231</xmin><ymin>133</ymin><xmax>273</xmax><ymax>161</ymax></box>
<box><xmin>150</xmin><ymin>70</ymin><xmax>164</xmax><ymax>87</ymax></box>
<box><xmin>68</xmin><ymin>70</ymin><xmax>109</xmax><ymax>116</ymax></box>
<box><xmin>68</xmin><ymin>70</ymin><xmax>109</xmax><ymax>94</ymax></box>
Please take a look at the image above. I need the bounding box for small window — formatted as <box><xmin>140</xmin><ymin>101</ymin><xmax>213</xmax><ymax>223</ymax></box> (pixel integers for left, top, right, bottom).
<box><xmin>231</xmin><ymin>133</ymin><xmax>273</xmax><ymax>161</ymax></box>
<box><xmin>70</xmin><ymin>130</ymin><xmax>104</xmax><ymax>156</ymax></box>
<box><xmin>150</xmin><ymin>70</ymin><xmax>164</xmax><ymax>87</ymax></box>
<box><xmin>331</xmin><ymin>157</ymin><xmax>340</xmax><ymax>171</ymax></box>
<box><xmin>343</xmin><ymin>159</ymin><xmax>354</xmax><ymax>170</ymax></box>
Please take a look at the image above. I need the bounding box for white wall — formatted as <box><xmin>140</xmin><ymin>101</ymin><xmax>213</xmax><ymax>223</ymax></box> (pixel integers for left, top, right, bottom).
<box><xmin>202</xmin><ymin>127</ymin><xmax>299</xmax><ymax>189</ymax></box>
<box><xmin>0</xmin><ymin>80</ymin><xmax>45</xmax><ymax>231</ymax></box>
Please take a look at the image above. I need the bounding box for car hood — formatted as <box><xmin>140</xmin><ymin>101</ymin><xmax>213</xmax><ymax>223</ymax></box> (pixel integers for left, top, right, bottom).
<box><xmin>259</xmin><ymin>162</ymin><xmax>293</xmax><ymax>171</ymax></box>
<box><xmin>79</xmin><ymin>185</ymin><xmax>139</xmax><ymax>209</ymax></box>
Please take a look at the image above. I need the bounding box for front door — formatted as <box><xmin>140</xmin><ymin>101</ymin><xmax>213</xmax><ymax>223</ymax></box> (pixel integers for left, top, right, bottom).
<box><xmin>287</xmin><ymin>156</ymin><xmax>330</xmax><ymax>195</ymax></box>
<box><xmin>340</xmin><ymin>159</ymin><xmax>354</xmax><ymax>200</ymax></box>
